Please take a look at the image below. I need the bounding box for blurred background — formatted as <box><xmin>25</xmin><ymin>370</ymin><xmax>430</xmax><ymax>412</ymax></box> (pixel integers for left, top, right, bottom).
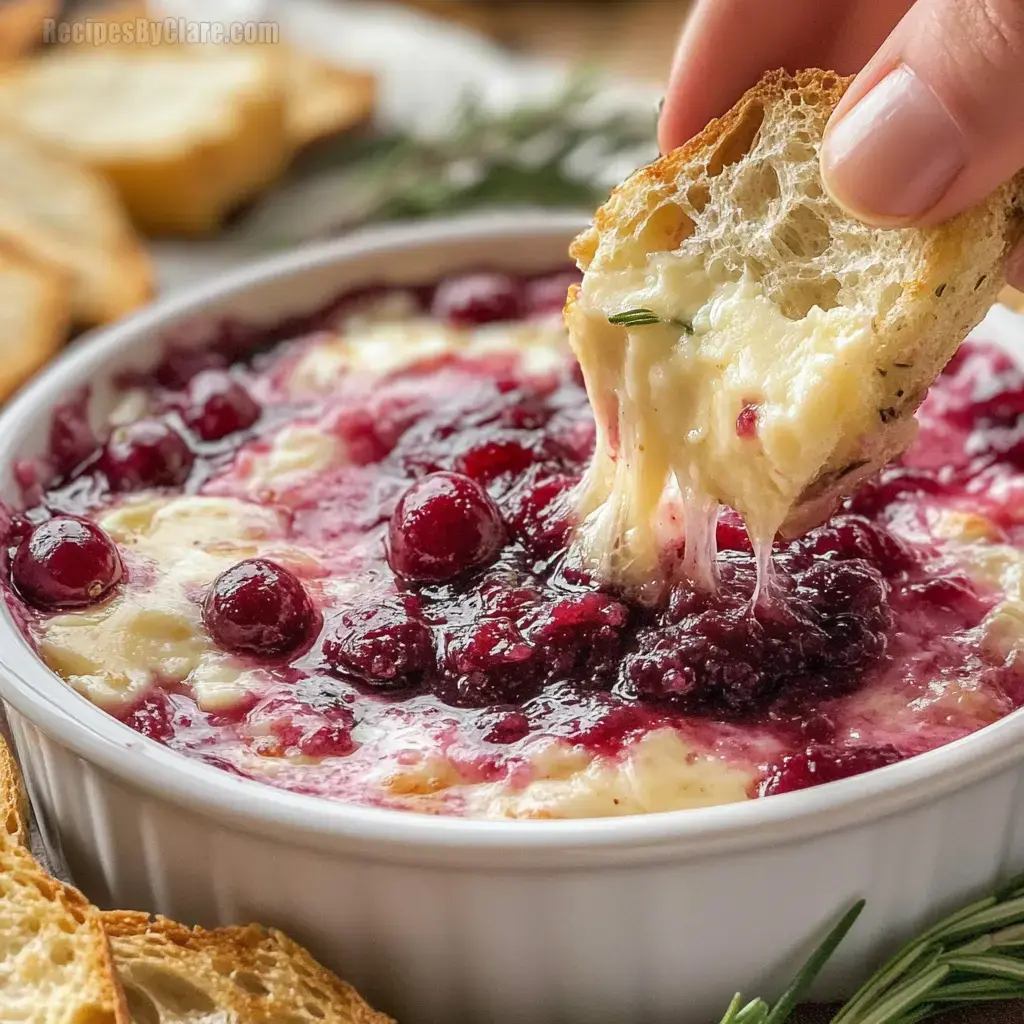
<box><xmin>0</xmin><ymin>0</ymin><xmax>695</xmax><ymax>403</ymax></box>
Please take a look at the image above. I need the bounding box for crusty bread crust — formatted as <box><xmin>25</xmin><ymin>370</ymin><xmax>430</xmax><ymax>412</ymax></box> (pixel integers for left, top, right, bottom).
<box><xmin>104</xmin><ymin>912</ymin><xmax>394</xmax><ymax>1024</ymax></box>
<box><xmin>0</xmin><ymin>243</ymin><xmax>69</xmax><ymax>403</ymax></box>
<box><xmin>0</xmin><ymin>737</ymin><xmax>128</xmax><ymax>1024</ymax></box>
<box><xmin>569</xmin><ymin>68</ymin><xmax>1024</xmax><ymax>535</ymax></box>
<box><xmin>0</xmin><ymin>127</ymin><xmax>152</xmax><ymax>326</ymax></box>
<box><xmin>0</xmin><ymin>48</ymin><xmax>292</xmax><ymax>238</ymax></box>
<box><xmin>0</xmin><ymin>0</ymin><xmax>56</xmax><ymax>60</ymax></box>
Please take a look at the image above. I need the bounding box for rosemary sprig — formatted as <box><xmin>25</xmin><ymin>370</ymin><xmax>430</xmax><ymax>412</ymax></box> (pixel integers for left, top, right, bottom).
<box><xmin>718</xmin><ymin>870</ymin><xmax>1024</xmax><ymax>1024</ymax></box>
<box><xmin>720</xmin><ymin>902</ymin><xmax>865</xmax><ymax>1024</ymax></box>
<box><xmin>239</xmin><ymin>71</ymin><xmax>658</xmax><ymax>248</ymax></box>
<box><xmin>607</xmin><ymin>307</ymin><xmax>693</xmax><ymax>332</ymax></box>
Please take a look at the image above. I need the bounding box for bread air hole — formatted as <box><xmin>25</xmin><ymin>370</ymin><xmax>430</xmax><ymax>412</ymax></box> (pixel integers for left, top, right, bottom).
<box><xmin>780</xmin><ymin>276</ymin><xmax>842</xmax><ymax>320</ymax></box>
<box><xmin>129</xmin><ymin>965</ymin><xmax>219</xmax><ymax>1015</ymax></box>
<box><xmin>123</xmin><ymin>984</ymin><xmax>162</xmax><ymax>1024</ymax></box>
<box><xmin>637</xmin><ymin>202</ymin><xmax>695</xmax><ymax>253</ymax></box>
<box><xmin>707</xmin><ymin>100</ymin><xmax>765</xmax><ymax>176</ymax></box>
<box><xmin>233</xmin><ymin>969</ymin><xmax>270</xmax><ymax>995</ymax></box>
<box><xmin>774</xmin><ymin>204</ymin><xmax>831</xmax><ymax>260</ymax></box>
<box><xmin>879</xmin><ymin>281</ymin><xmax>903</xmax><ymax>317</ymax></box>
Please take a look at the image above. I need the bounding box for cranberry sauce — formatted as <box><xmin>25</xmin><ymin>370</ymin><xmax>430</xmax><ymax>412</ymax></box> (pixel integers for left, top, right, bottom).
<box><xmin>4</xmin><ymin>265</ymin><xmax>1023</xmax><ymax>812</ymax></box>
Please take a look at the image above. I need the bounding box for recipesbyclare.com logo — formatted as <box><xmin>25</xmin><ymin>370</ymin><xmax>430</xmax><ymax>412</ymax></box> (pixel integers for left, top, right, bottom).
<box><xmin>43</xmin><ymin>17</ymin><xmax>280</xmax><ymax>47</ymax></box>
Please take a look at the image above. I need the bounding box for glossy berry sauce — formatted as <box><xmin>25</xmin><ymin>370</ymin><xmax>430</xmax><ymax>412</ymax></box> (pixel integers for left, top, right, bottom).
<box><xmin>4</xmin><ymin>268</ymin><xmax>1024</xmax><ymax>816</ymax></box>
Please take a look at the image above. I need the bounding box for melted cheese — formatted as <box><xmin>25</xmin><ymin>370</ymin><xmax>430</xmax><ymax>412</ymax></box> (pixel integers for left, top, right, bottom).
<box><xmin>38</xmin><ymin>496</ymin><xmax>300</xmax><ymax>710</ymax></box>
<box><xmin>474</xmin><ymin>730</ymin><xmax>753</xmax><ymax>818</ymax></box>
<box><xmin>569</xmin><ymin>254</ymin><xmax>878</xmax><ymax>587</ymax></box>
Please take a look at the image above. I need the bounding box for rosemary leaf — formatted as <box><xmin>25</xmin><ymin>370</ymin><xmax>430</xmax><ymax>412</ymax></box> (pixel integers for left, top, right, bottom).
<box><xmin>763</xmin><ymin>901</ymin><xmax>866</xmax><ymax>1024</ymax></box>
<box><xmin>830</xmin><ymin>943</ymin><xmax>940</xmax><ymax>1024</ymax></box>
<box><xmin>240</xmin><ymin>71</ymin><xmax>658</xmax><ymax>249</ymax></box>
<box><xmin>853</xmin><ymin>965</ymin><xmax>951</xmax><ymax>1024</ymax></box>
<box><xmin>927</xmin><ymin>978</ymin><xmax>1024</xmax><ymax>1001</ymax></box>
<box><xmin>831</xmin><ymin>898</ymin><xmax>997</xmax><ymax>1024</ymax></box>
<box><xmin>719</xmin><ymin>992</ymin><xmax>744</xmax><ymax>1024</ymax></box>
<box><xmin>934</xmin><ymin>893</ymin><xmax>1024</xmax><ymax>944</ymax></box>
<box><xmin>732</xmin><ymin>998</ymin><xmax>771</xmax><ymax>1024</ymax></box>
<box><xmin>940</xmin><ymin>952</ymin><xmax>1024</xmax><ymax>982</ymax></box>
<box><xmin>887</xmin><ymin>1003</ymin><xmax>938</xmax><ymax>1024</ymax></box>
<box><xmin>607</xmin><ymin>307</ymin><xmax>694</xmax><ymax>332</ymax></box>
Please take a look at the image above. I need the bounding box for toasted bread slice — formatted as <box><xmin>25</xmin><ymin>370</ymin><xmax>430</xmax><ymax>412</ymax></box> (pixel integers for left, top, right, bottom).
<box><xmin>0</xmin><ymin>737</ymin><xmax>128</xmax><ymax>1024</ymax></box>
<box><xmin>0</xmin><ymin>0</ymin><xmax>57</xmax><ymax>60</ymax></box>
<box><xmin>68</xmin><ymin>1</ymin><xmax>375</xmax><ymax>150</ymax></box>
<box><xmin>103</xmin><ymin>912</ymin><xmax>393</xmax><ymax>1024</ymax></box>
<box><xmin>0</xmin><ymin>47</ymin><xmax>291</xmax><ymax>236</ymax></box>
<box><xmin>567</xmin><ymin>68</ymin><xmax>1024</xmax><ymax>585</ymax></box>
<box><xmin>0</xmin><ymin>731</ymin><xmax>28</xmax><ymax>847</ymax></box>
<box><xmin>0</xmin><ymin>127</ymin><xmax>151</xmax><ymax>326</ymax></box>
<box><xmin>0</xmin><ymin>244</ymin><xmax>69</xmax><ymax>402</ymax></box>
<box><xmin>281</xmin><ymin>48</ymin><xmax>375</xmax><ymax>148</ymax></box>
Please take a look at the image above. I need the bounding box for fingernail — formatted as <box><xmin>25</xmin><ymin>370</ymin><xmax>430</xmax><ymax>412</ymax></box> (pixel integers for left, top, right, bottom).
<box><xmin>822</xmin><ymin>65</ymin><xmax>967</xmax><ymax>222</ymax></box>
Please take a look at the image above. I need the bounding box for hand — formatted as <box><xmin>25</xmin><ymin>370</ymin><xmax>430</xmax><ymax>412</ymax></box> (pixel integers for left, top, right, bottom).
<box><xmin>658</xmin><ymin>0</ymin><xmax>1024</xmax><ymax>286</ymax></box>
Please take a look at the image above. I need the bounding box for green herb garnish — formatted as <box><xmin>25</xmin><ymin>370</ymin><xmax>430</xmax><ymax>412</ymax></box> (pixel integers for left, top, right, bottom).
<box><xmin>720</xmin><ymin>902</ymin><xmax>865</xmax><ymax>1024</ymax></box>
<box><xmin>239</xmin><ymin>71</ymin><xmax>658</xmax><ymax>249</ymax></box>
<box><xmin>607</xmin><ymin>307</ymin><xmax>693</xmax><ymax>332</ymax></box>
<box><xmin>718</xmin><ymin>871</ymin><xmax>1024</xmax><ymax>1024</ymax></box>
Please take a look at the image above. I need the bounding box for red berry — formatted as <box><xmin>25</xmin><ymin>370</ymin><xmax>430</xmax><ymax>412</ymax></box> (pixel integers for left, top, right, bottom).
<box><xmin>203</xmin><ymin>558</ymin><xmax>315</xmax><ymax>656</ymax></box>
<box><xmin>102</xmin><ymin>420</ymin><xmax>194</xmax><ymax>491</ymax></box>
<box><xmin>11</xmin><ymin>516</ymin><xmax>122</xmax><ymax>610</ymax></box>
<box><xmin>736</xmin><ymin>402</ymin><xmax>759</xmax><ymax>439</ymax></box>
<box><xmin>388</xmin><ymin>472</ymin><xmax>505</xmax><ymax>582</ymax></box>
<box><xmin>323</xmin><ymin>596</ymin><xmax>434</xmax><ymax>687</ymax></box>
<box><xmin>760</xmin><ymin>744</ymin><xmax>903</xmax><ymax>796</ymax></box>
<box><xmin>432</xmin><ymin>272</ymin><xmax>523</xmax><ymax>327</ymax></box>
<box><xmin>183</xmin><ymin>370</ymin><xmax>260</xmax><ymax>441</ymax></box>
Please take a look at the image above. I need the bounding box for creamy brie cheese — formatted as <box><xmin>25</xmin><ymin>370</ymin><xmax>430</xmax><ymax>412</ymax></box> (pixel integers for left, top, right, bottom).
<box><xmin>569</xmin><ymin>253</ymin><xmax>879</xmax><ymax>587</ymax></box>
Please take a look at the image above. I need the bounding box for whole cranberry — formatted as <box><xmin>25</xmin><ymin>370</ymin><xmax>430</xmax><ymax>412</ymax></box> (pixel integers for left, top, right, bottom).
<box><xmin>101</xmin><ymin>419</ymin><xmax>194</xmax><ymax>491</ymax></box>
<box><xmin>388</xmin><ymin>472</ymin><xmax>505</xmax><ymax>582</ymax></box>
<box><xmin>203</xmin><ymin>558</ymin><xmax>315</xmax><ymax>656</ymax></box>
<box><xmin>183</xmin><ymin>370</ymin><xmax>261</xmax><ymax>441</ymax></box>
<box><xmin>431</xmin><ymin>272</ymin><xmax>523</xmax><ymax>327</ymax></box>
<box><xmin>323</xmin><ymin>596</ymin><xmax>434</xmax><ymax>687</ymax></box>
<box><xmin>12</xmin><ymin>516</ymin><xmax>122</xmax><ymax>610</ymax></box>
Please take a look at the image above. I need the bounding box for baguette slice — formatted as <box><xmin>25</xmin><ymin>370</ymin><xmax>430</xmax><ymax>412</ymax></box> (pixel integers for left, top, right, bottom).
<box><xmin>0</xmin><ymin>738</ymin><xmax>128</xmax><ymax>1024</ymax></box>
<box><xmin>104</xmin><ymin>912</ymin><xmax>393</xmax><ymax>1024</ymax></box>
<box><xmin>0</xmin><ymin>0</ymin><xmax>57</xmax><ymax>60</ymax></box>
<box><xmin>0</xmin><ymin>47</ymin><xmax>291</xmax><ymax>236</ymax></box>
<box><xmin>68</xmin><ymin>1</ymin><xmax>376</xmax><ymax>150</ymax></box>
<box><xmin>568</xmin><ymin>68</ymin><xmax>1024</xmax><ymax>586</ymax></box>
<box><xmin>0</xmin><ymin>730</ymin><xmax>28</xmax><ymax>847</ymax></box>
<box><xmin>0</xmin><ymin>128</ymin><xmax>151</xmax><ymax>326</ymax></box>
<box><xmin>282</xmin><ymin>48</ymin><xmax>375</xmax><ymax>148</ymax></box>
<box><xmin>0</xmin><ymin>243</ymin><xmax>69</xmax><ymax>402</ymax></box>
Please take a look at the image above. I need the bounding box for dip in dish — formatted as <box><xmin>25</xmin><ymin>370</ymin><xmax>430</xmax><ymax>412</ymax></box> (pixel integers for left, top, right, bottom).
<box><xmin>4</xmin><ymin>270</ymin><xmax>1023</xmax><ymax>819</ymax></box>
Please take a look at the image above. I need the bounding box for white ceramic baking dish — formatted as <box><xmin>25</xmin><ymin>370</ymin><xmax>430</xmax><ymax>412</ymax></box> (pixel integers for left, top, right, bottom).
<box><xmin>3</xmin><ymin>212</ymin><xmax>1024</xmax><ymax>1024</ymax></box>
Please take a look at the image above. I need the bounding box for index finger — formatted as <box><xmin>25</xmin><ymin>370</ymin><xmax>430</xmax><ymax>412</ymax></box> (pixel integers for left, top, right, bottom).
<box><xmin>657</xmin><ymin>0</ymin><xmax>906</xmax><ymax>153</ymax></box>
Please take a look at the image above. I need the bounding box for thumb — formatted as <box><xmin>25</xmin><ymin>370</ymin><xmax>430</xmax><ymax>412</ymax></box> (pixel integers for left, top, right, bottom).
<box><xmin>821</xmin><ymin>0</ymin><xmax>1024</xmax><ymax>227</ymax></box>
